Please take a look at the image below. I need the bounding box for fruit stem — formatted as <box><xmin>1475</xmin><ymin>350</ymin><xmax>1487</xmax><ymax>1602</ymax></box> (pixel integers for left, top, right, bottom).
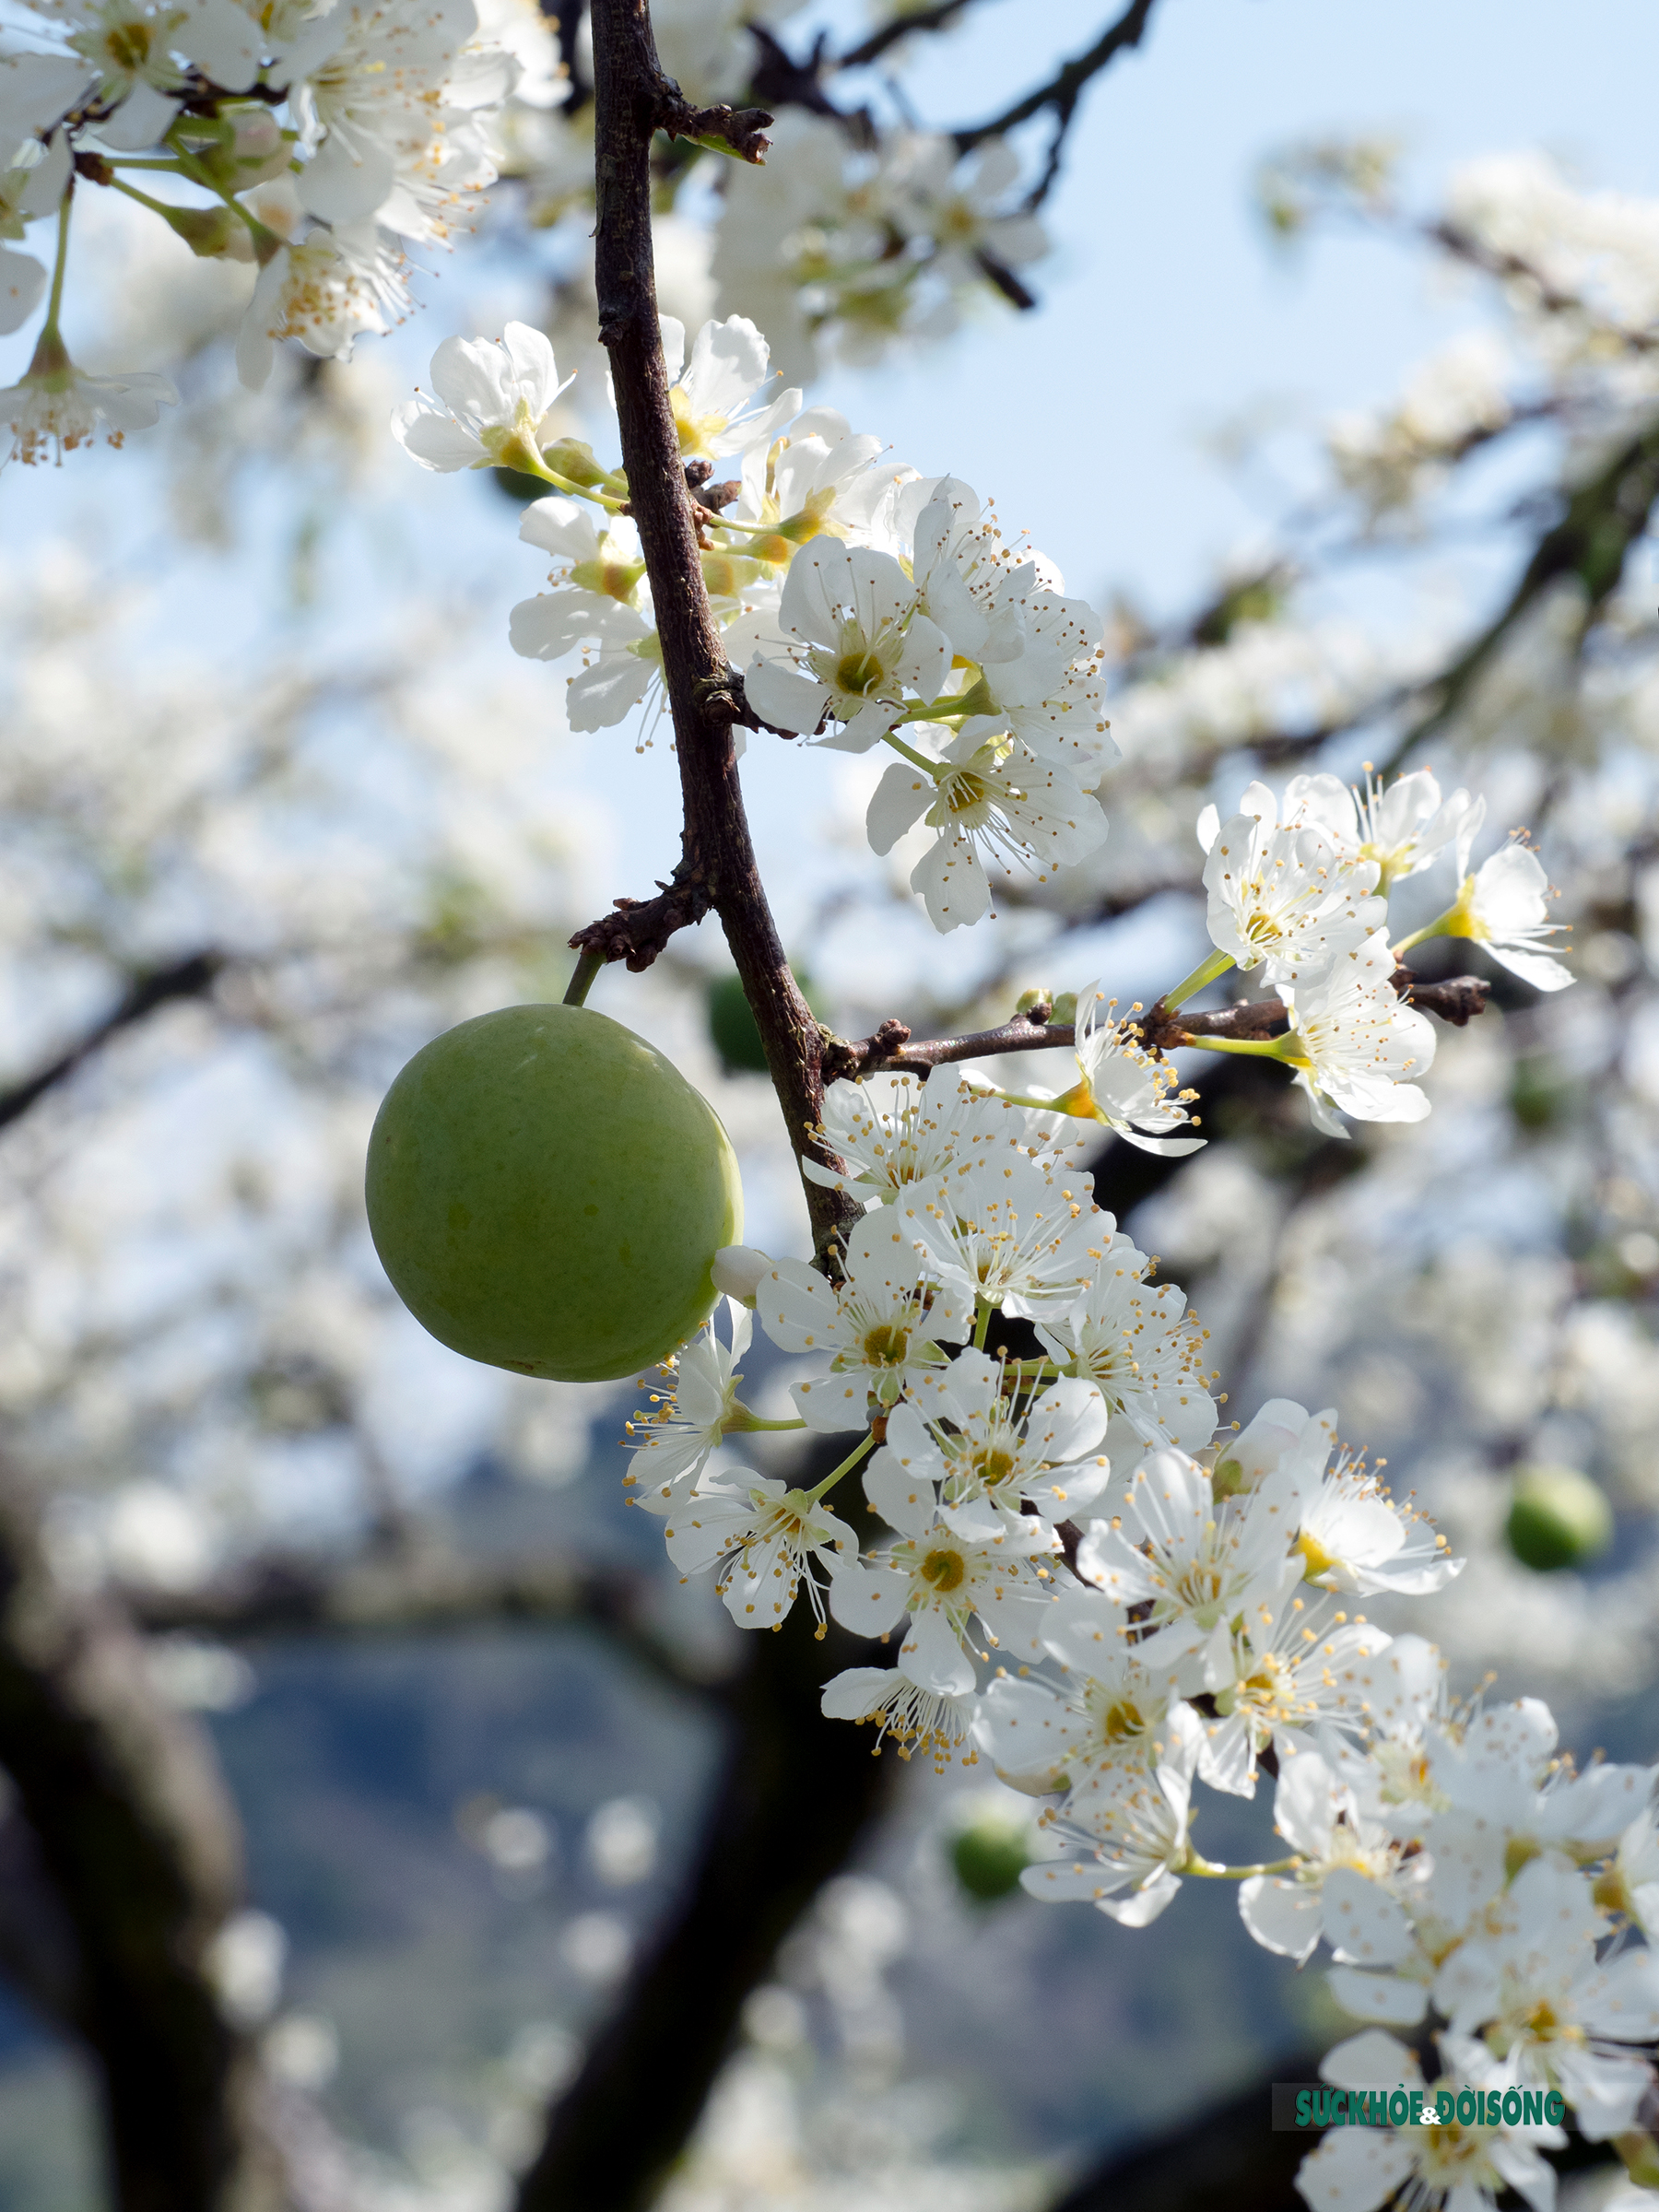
<box><xmin>806</xmin><ymin>1430</ymin><xmax>875</xmax><ymax>1504</ymax></box>
<box><xmin>564</xmin><ymin>950</ymin><xmax>604</xmax><ymax>1007</ymax></box>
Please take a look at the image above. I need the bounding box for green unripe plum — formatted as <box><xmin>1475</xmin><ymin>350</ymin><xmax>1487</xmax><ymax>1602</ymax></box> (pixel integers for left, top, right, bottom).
<box><xmin>707</xmin><ymin>967</ymin><xmax>827</xmax><ymax>1076</ymax></box>
<box><xmin>948</xmin><ymin>1805</ymin><xmax>1033</xmax><ymax>1905</ymax></box>
<box><xmin>366</xmin><ymin>1004</ymin><xmax>743</xmax><ymax>1382</ymax></box>
<box><xmin>1505</xmin><ymin>1464</ymin><xmax>1613</xmax><ymax>1573</ymax></box>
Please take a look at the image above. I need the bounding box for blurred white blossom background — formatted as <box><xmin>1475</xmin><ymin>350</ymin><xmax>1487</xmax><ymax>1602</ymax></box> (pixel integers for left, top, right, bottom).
<box><xmin>3</xmin><ymin>0</ymin><xmax>1659</xmax><ymax>2204</ymax></box>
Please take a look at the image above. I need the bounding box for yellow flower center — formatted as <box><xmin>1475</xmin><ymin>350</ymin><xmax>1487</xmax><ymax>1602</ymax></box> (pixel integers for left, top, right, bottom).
<box><xmin>862</xmin><ymin>1322</ymin><xmax>911</xmax><ymax>1369</ymax></box>
<box><xmin>920</xmin><ymin>1547</ymin><xmax>966</xmax><ymax>1592</ymax></box>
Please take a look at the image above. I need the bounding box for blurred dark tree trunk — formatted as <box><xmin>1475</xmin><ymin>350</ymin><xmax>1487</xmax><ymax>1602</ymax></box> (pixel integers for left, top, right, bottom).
<box><xmin>513</xmin><ymin>1592</ymin><xmax>897</xmax><ymax>2212</ymax></box>
<box><xmin>0</xmin><ymin>1465</ymin><xmax>281</xmax><ymax>2212</ymax></box>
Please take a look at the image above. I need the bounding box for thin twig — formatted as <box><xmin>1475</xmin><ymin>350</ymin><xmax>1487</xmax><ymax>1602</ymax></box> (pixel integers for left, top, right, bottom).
<box><xmin>951</xmin><ymin>0</ymin><xmax>1160</xmax><ymax>211</ymax></box>
<box><xmin>838</xmin><ymin>0</ymin><xmax>981</xmax><ymax>70</ymax></box>
<box><xmin>822</xmin><ymin>970</ymin><xmax>1493</xmax><ymax>1086</ymax></box>
<box><xmin>125</xmin><ymin>1542</ymin><xmax>720</xmax><ymax>1699</ymax></box>
<box><xmin>0</xmin><ymin>950</ymin><xmax>224</xmax><ymax>1135</ymax></box>
<box><xmin>1381</xmin><ymin>413</ymin><xmax>1659</xmax><ymax>774</ymax></box>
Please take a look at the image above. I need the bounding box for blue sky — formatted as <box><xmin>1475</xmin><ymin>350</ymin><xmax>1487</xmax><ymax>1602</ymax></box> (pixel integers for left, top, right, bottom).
<box><xmin>817</xmin><ymin>0</ymin><xmax>1659</xmax><ymax>608</ymax></box>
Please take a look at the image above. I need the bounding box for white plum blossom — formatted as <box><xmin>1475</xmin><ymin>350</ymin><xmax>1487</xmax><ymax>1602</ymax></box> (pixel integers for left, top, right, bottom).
<box><xmin>744</xmin><ymin>541</ymin><xmax>950</xmax><ymax>748</ymax></box>
<box><xmin>729</xmin><ymin>403</ymin><xmax>912</xmax><ymax>558</ymax></box>
<box><xmin>237</xmin><ymin>220</ymin><xmax>412</xmax><ymax>390</ymax></box>
<box><xmin>1193</xmin><ymin>1579</ymin><xmax>1391</xmax><ymax>1798</ymax></box>
<box><xmin>507</xmin><ymin>498</ymin><xmax>663</xmax><ymax>731</ymax></box>
<box><xmin>830</xmin><ymin>1512</ymin><xmax>1057</xmax><ymax>1697</ymax></box>
<box><xmin>1288</xmin><ymin>766</ymin><xmax>1481</xmax><ymax>892</ymax></box>
<box><xmin>0</xmin><ymin>343</ymin><xmax>177</xmax><ymax>463</ymax></box>
<box><xmin>864</xmin><ymin>1349</ymin><xmax>1109</xmax><ymax>1541</ymax></box>
<box><xmin>1017</xmin><ymin>985</ymin><xmax>1205</xmax><ymax>1157</ymax></box>
<box><xmin>659</xmin><ymin>312</ymin><xmax>800</xmax><ymax>463</ymax></box>
<box><xmin>1446</xmin><ymin>823</ymin><xmax>1572</xmax><ymax>992</ymax></box>
<box><xmin>392</xmin><ymin>322</ymin><xmax>574</xmax><ymax>472</ymax></box>
<box><xmin>1434</xmin><ymin>1857</ymin><xmax>1659</xmax><ymax>2136</ymax></box>
<box><xmin>625</xmin><ymin>1299</ymin><xmax>753</xmax><ymax>1508</ymax></box>
<box><xmin>1198</xmin><ymin>780</ymin><xmax>1385</xmax><ymax>979</ymax></box>
<box><xmin>865</xmin><ymin>725</ymin><xmax>1110</xmax><ymax>932</ymax></box>
<box><xmin>1608</xmin><ymin>1808</ymin><xmax>1659</xmax><ymax>1940</ymax></box>
<box><xmin>1278</xmin><ymin>929</ymin><xmax>1437</xmax><ymax>1135</ymax></box>
<box><xmin>1034</xmin><ymin>1256</ymin><xmax>1218</xmax><ymax>1460</ymax></box>
<box><xmin>967</xmin><ymin>588</ymin><xmax>1116</xmax><ymax>773</ymax></box>
<box><xmin>1290</xmin><ymin>1447</ymin><xmax>1464</xmax><ymax>1597</ymax></box>
<box><xmin>710</xmin><ymin>1245</ymin><xmax>771</xmax><ymax>1306</ymax></box>
<box><xmin>1239</xmin><ymin>1755</ymin><xmax>1410</xmax><ymax>1966</ymax></box>
<box><xmin>753</xmin><ymin>1207</ymin><xmax>972</xmax><ymax>1431</ymax></box>
<box><xmin>803</xmin><ymin>1072</ymin><xmax>1078</xmax><ymax>1204</ymax></box>
<box><xmin>899</xmin><ymin>1154</ymin><xmax>1113</xmax><ymax>1323</ymax></box>
<box><xmin>1296</xmin><ymin>2030</ymin><xmax>1563</xmax><ymax>2212</ymax></box>
<box><xmin>1019</xmin><ymin>1715</ymin><xmax>1203</xmax><ymax>1926</ymax></box>
<box><xmin>662</xmin><ymin>1470</ymin><xmax>857</xmax><ymax>1630</ymax></box>
<box><xmin>978</xmin><ymin>1594</ymin><xmax>1188</xmax><ymax>1810</ymax></box>
<box><xmin>509</xmin><ymin>498</ymin><xmax>646</xmax><ymax>645</ymax></box>
<box><xmin>820</xmin><ymin>1659</ymin><xmax>980</xmax><ymax>1769</ymax></box>
<box><xmin>0</xmin><ymin>54</ymin><xmax>94</xmax><ymax>170</ymax></box>
<box><xmin>1217</xmin><ymin>1396</ymin><xmax>1463</xmax><ymax>1597</ymax></box>
<box><xmin>1074</xmin><ymin>1448</ymin><xmax>1301</xmax><ymax>1682</ymax></box>
<box><xmin>899</xmin><ymin>476</ymin><xmax>1030</xmax><ymax>666</ymax></box>
<box><xmin>890</xmin><ymin>135</ymin><xmax>1048</xmax><ymax>291</ymax></box>
<box><xmin>281</xmin><ymin>0</ymin><xmax>508</xmax><ymax>235</ymax></box>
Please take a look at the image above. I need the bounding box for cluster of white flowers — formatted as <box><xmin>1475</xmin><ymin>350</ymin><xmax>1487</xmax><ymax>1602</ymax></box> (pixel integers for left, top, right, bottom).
<box><xmin>709</xmin><ymin>112</ymin><xmax>1048</xmax><ymax>379</ymax></box>
<box><xmin>1184</xmin><ymin>768</ymin><xmax>1571</xmax><ymax>1138</ymax></box>
<box><xmin>620</xmin><ymin>1063</ymin><xmax>1659</xmax><ymax>2212</ymax></box>
<box><xmin>395</xmin><ymin>308</ymin><xmax>1116</xmax><ymax>930</ymax></box>
<box><xmin>0</xmin><ymin>0</ymin><xmax>522</xmax><ymax>456</ymax></box>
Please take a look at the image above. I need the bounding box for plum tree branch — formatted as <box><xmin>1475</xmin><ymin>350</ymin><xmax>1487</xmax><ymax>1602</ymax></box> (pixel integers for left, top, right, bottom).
<box><xmin>1382</xmin><ymin>410</ymin><xmax>1659</xmax><ymax>773</ymax></box>
<box><xmin>0</xmin><ymin>949</ymin><xmax>225</xmax><ymax>1135</ymax></box>
<box><xmin>837</xmin><ymin>0</ymin><xmax>982</xmax><ymax>70</ymax></box>
<box><xmin>819</xmin><ymin>971</ymin><xmax>1491</xmax><ymax>1085</ymax></box>
<box><xmin>570</xmin><ymin>0</ymin><xmax>860</xmax><ymax>1265</ymax></box>
<box><xmin>124</xmin><ymin>1538</ymin><xmax>722</xmax><ymax>1699</ymax></box>
<box><xmin>951</xmin><ymin>0</ymin><xmax>1160</xmax><ymax>206</ymax></box>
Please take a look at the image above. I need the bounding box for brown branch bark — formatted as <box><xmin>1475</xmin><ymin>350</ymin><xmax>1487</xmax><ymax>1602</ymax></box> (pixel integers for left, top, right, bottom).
<box><xmin>1136</xmin><ymin>970</ymin><xmax>1492</xmax><ymax>1054</ymax></box>
<box><xmin>951</xmin><ymin>0</ymin><xmax>1160</xmax><ymax>206</ymax></box>
<box><xmin>0</xmin><ymin>1463</ymin><xmax>280</xmax><ymax>2212</ymax></box>
<box><xmin>0</xmin><ymin>949</ymin><xmax>224</xmax><ymax>1135</ymax></box>
<box><xmin>823</xmin><ymin>1008</ymin><xmax>1076</xmax><ymax>1083</ymax></box>
<box><xmin>820</xmin><ymin>971</ymin><xmax>1492</xmax><ymax>1088</ymax></box>
<box><xmin>837</xmin><ymin>0</ymin><xmax>982</xmax><ymax>69</ymax></box>
<box><xmin>572</xmin><ymin>0</ymin><xmax>859</xmax><ymax>1266</ymax></box>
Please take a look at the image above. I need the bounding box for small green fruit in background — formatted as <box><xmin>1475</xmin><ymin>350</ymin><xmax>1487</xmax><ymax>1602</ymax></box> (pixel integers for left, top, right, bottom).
<box><xmin>706</xmin><ymin>967</ymin><xmax>827</xmax><ymax>1076</ymax></box>
<box><xmin>948</xmin><ymin>1800</ymin><xmax>1034</xmax><ymax>1904</ymax></box>
<box><xmin>1505</xmin><ymin>1464</ymin><xmax>1613</xmax><ymax>1573</ymax></box>
<box><xmin>366</xmin><ymin>1003</ymin><xmax>742</xmax><ymax>1382</ymax></box>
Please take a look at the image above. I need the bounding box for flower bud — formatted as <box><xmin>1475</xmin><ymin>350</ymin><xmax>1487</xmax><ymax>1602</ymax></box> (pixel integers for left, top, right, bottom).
<box><xmin>712</xmin><ymin>1245</ymin><xmax>770</xmax><ymax>1306</ymax></box>
<box><xmin>160</xmin><ymin>204</ymin><xmax>254</xmax><ymax>261</ymax></box>
<box><xmin>184</xmin><ymin>107</ymin><xmax>293</xmax><ymax>192</ymax></box>
<box><xmin>542</xmin><ymin>437</ymin><xmax>624</xmax><ymax>495</ymax></box>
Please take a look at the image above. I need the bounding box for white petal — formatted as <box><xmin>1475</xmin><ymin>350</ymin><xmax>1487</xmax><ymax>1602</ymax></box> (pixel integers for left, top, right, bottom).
<box><xmin>0</xmin><ymin>245</ymin><xmax>45</xmax><ymax>335</ymax></box>
<box><xmin>744</xmin><ymin>656</ymin><xmax>830</xmax><ymax>735</ymax></box>
<box><xmin>96</xmin><ymin>81</ymin><xmax>181</xmax><ymax>151</ymax></box>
